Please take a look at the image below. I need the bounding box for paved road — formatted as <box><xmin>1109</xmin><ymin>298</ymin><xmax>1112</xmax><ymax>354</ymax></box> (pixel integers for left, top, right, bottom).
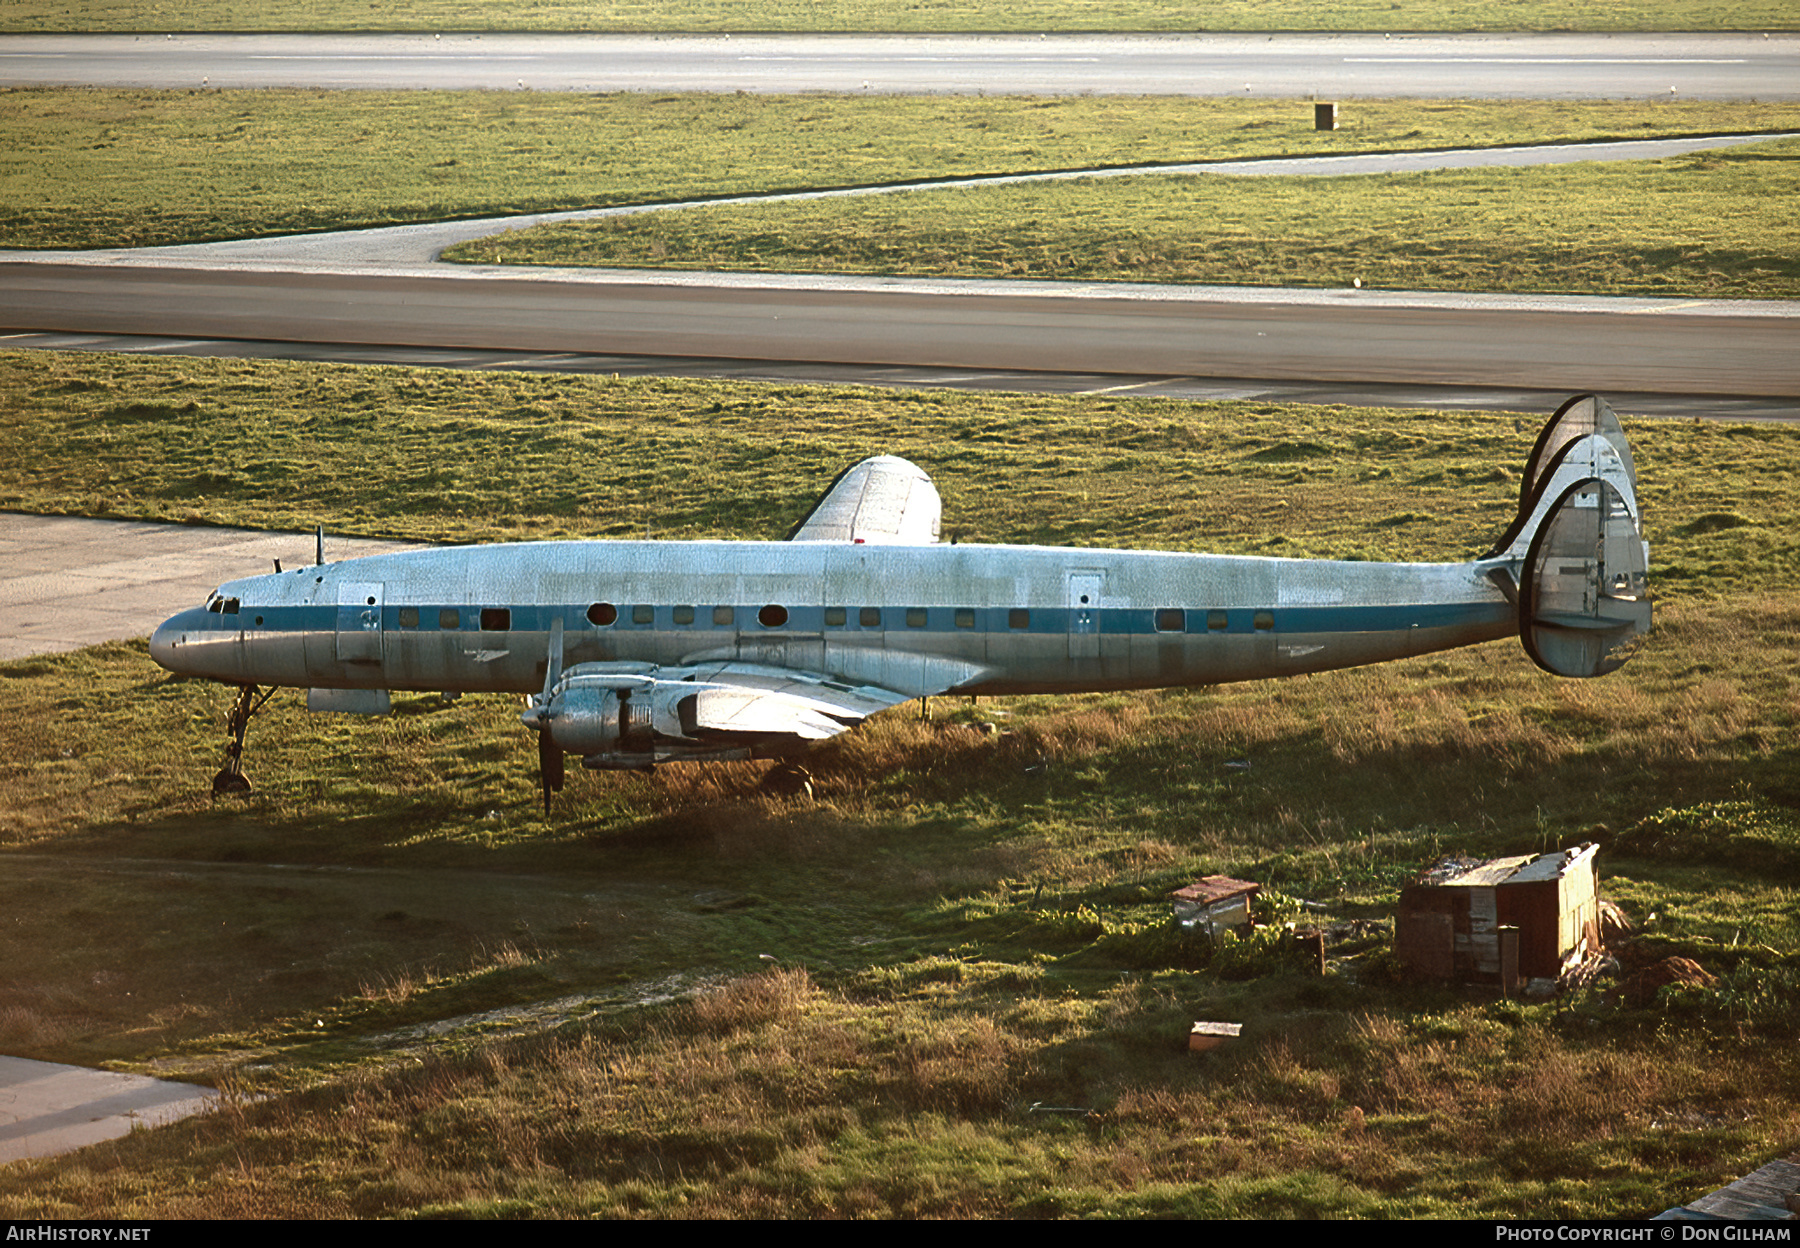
<box><xmin>2</xmin><ymin>32</ymin><xmax>1794</xmax><ymax>98</ymax></box>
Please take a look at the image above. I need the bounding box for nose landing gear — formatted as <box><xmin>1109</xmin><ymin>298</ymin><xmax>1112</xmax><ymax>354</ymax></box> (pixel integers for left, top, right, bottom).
<box><xmin>213</xmin><ymin>684</ymin><xmax>275</xmax><ymax>796</ymax></box>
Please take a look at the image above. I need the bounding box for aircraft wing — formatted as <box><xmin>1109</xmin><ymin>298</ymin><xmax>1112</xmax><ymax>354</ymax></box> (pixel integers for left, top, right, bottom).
<box><xmin>678</xmin><ymin>661</ymin><xmax>915</xmax><ymax>739</ymax></box>
<box><xmin>529</xmin><ymin>657</ymin><xmax>926</xmax><ymax>761</ymax></box>
<box><xmin>784</xmin><ymin>455</ymin><xmax>942</xmax><ymax>544</ymax></box>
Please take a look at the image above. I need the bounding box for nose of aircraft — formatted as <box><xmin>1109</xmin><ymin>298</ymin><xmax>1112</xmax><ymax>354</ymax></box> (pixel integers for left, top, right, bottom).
<box><xmin>149</xmin><ymin>607</ymin><xmax>207</xmax><ymax>673</ymax></box>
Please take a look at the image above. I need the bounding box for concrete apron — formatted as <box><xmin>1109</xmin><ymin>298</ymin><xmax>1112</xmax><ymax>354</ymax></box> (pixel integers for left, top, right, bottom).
<box><xmin>0</xmin><ymin>1056</ymin><xmax>218</xmax><ymax>1163</ymax></box>
<box><xmin>0</xmin><ymin>514</ymin><xmax>423</xmax><ymax>662</ymax></box>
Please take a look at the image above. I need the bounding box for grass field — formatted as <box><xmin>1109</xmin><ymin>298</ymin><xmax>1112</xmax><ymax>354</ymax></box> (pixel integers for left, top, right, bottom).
<box><xmin>1</xmin><ymin>349</ymin><xmax>1797</xmax><ymax>1216</ymax></box>
<box><xmin>4</xmin><ymin>0</ymin><xmax>1797</xmax><ymax>34</ymax></box>
<box><xmin>5</xmin><ymin>351</ymin><xmax>1799</xmax><ymax>584</ymax></box>
<box><xmin>447</xmin><ymin>133</ymin><xmax>1800</xmax><ymax>298</ymax></box>
<box><xmin>6</xmin><ymin>89</ymin><xmax>1798</xmax><ymax>258</ymax></box>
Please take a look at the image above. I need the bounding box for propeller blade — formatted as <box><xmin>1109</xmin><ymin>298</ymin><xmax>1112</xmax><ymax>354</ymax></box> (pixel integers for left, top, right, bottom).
<box><xmin>534</xmin><ymin>616</ymin><xmax>567</xmax><ymax>814</ymax></box>
<box><xmin>539</xmin><ymin>731</ymin><xmax>565</xmax><ymax>814</ymax></box>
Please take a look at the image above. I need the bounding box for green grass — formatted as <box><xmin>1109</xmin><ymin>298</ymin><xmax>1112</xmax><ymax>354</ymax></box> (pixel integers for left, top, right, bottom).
<box><xmin>6</xmin><ymin>350</ymin><xmax>1799</xmax><ymax>591</ymax></box>
<box><xmin>1</xmin><ymin>611</ymin><xmax>1796</xmax><ymax>1214</ymax></box>
<box><xmin>3</xmin><ymin>0</ymin><xmax>1795</xmax><ymax>33</ymax></box>
<box><xmin>2</xmin><ymin>350</ymin><xmax>1798</xmax><ymax>1216</ymax></box>
<box><xmin>449</xmin><ymin>134</ymin><xmax>1800</xmax><ymax>298</ymax></box>
<box><xmin>5</xmin><ymin>89</ymin><xmax>1797</xmax><ymax>252</ymax></box>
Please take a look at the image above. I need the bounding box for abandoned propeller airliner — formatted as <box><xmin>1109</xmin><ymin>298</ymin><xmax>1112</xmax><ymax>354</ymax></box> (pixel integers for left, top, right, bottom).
<box><xmin>150</xmin><ymin>394</ymin><xmax>1652</xmax><ymax>809</ymax></box>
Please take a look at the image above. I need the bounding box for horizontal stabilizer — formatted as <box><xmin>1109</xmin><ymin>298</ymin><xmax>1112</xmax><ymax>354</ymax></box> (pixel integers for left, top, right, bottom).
<box><xmin>1519</xmin><ymin>478</ymin><xmax>1651</xmax><ymax>677</ymax></box>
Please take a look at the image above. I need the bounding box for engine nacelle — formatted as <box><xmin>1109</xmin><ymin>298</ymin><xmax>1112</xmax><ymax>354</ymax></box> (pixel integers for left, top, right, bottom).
<box><xmin>531</xmin><ymin>668</ymin><xmax>702</xmax><ymax>756</ymax></box>
<box><xmin>523</xmin><ymin>660</ymin><xmax>870</xmax><ymax>774</ymax></box>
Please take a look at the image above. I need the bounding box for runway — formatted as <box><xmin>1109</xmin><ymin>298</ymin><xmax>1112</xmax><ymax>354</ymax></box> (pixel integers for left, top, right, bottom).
<box><xmin>2</xmin><ymin>32</ymin><xmax>1795</xmax><ymax>98</ymax></box>
<box><xmin>6</xmin><ymin>260</ymin><xmax>1796</xmax><ymax>399</ymax></box>
<box><xmin>5</xmin><ymin>121</ymin><xmax>1794</xmax><ymax>404</ymax></box>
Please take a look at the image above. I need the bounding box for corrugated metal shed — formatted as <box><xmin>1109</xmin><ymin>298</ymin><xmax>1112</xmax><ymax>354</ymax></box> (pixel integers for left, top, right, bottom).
<box><xmin>1655</xmin><ymin>1148</ymin><xmax>1800</xmax><ymax>1220</ymax></box>
<box><xmin>1396</xmin><ymin>844</ymin><xmax>1601</xmax><ymax>986</ymax></box>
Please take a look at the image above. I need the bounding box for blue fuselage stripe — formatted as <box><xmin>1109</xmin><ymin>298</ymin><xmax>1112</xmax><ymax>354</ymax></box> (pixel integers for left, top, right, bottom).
<box><xmin>202</xmin><ymin>599</ymin><xmax>1506</xmax><ymax>639</ymax></box>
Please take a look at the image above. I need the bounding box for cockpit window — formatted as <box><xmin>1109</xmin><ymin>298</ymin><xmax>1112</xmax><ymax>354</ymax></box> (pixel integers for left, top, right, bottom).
<box><xmin>208</xmin><ymin>595</ymin><xmax>240</xmax><ymax>615</ymax></box>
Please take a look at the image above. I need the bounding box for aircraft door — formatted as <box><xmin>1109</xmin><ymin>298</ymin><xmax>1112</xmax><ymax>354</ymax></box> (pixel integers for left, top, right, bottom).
<box><xmin>1067</xmin><ymin>571</ymin><xmax>1102</xmax><ymax>661</ymax></box>
<box><xmin>335</xmin><ymin>581</ymin><xmax>384</xmax><ymax>665</ymax></box>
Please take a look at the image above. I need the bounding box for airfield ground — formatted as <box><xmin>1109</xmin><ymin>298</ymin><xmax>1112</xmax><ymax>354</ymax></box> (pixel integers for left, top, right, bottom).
<box><xmin>1</xmin><ymin>10</ymin><xmax>1796</xmax><ymax>1216</ymax></box>
<box><xmin>1</xmin><ymin>350</ymin><xmax>1797</xmax><ymax>1215</ymax></box>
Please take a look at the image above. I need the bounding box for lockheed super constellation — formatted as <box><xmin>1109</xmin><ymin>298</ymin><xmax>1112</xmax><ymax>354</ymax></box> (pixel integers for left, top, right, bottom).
<box><xmin>151</xmin><ymin>395</ymin><xmax>1651</xmax><ymax>809</ymax></box>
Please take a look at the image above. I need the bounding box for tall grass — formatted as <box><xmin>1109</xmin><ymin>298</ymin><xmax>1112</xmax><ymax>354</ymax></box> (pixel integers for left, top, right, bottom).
<box><xmin>3</xmin><ymin>967</ymin><xmax>1794</xmax><ymax>1217</ymax></box>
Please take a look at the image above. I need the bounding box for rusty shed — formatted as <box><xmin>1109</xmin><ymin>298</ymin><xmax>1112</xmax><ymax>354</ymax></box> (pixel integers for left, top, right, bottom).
<box><xmin>1395</xmin><ymin>844</ymin><xmax>1600</xmax><ymax>986</ymax></box>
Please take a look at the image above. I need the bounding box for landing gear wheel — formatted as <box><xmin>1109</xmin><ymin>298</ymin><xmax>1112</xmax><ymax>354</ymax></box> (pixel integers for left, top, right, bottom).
<box><xmin>211</xmin><ymin>770</ymin><xmax>252</xmax><ymax>796</ymax></box>
<box><xmin>762</xmin><ymin>762</ymin><xmax>814</xmax><ymax>800</ymax></box>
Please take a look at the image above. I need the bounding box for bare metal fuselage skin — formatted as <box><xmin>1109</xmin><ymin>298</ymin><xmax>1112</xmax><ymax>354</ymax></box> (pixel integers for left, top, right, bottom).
<box><xmin>150</xmin><ymin>540</ymin><xmax>1517</xmax><ymax>699</ymax></box>
<box><xmin>146</xmin><ymin>397</ymin><xmax>1652</xmax><ymax>792</ymax></box>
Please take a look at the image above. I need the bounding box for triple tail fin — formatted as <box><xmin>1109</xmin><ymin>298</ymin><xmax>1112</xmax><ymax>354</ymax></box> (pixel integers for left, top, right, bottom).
<box><xmin>1485</xmin><ymin>395</ymin><xmax>1652</xmax><ymax>678</ymax></box>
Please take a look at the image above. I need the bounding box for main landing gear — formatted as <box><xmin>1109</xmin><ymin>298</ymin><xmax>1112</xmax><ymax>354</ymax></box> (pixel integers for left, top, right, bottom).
<box><xmin>761</xmin><ymin>761</ymin><xmax>814</xmax><ymax>800</ymax></box>
<box><xmin>213</xmin><ymin>684</ymin><xmax>275</xmax><ymax>796</ymax></box>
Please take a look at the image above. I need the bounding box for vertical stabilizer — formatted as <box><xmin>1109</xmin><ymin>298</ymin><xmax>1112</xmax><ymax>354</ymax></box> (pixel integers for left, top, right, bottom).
<box><xmin>1488</xmin><ymin>396</ymin><xmax>1651</xmax><ymax>677</ymax></box>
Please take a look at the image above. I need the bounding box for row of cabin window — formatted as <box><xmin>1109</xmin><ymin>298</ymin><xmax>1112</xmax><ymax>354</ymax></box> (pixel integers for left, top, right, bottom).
<box><xmin>1157</xmin><ymin>608</ymin><xmax>1276</xmax><ymax>632</ymax></box>
<box><xmin>395</xmin><ymin>607</ymin><xmax>512</xmax><ymax>630</ymax></box>
<box><xmin>393</xmin><ymin>606</ymin><xmax>1276</xmax><ymax>632</ymax></box>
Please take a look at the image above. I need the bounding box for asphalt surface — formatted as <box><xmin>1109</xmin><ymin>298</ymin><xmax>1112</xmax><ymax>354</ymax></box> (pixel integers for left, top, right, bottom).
<box><xmin>18</xmin><ymin>330</ymin><xmax>1796</xmax><ymax>422</ymax></box>
<box><xmin>2</xmin><ymin>32</ymin><xmax>1795</xmax><ymax>98</ymax></box>
<box><xmin>7</xmin><ymin>260</ymin><xmax>1796</xmax><ymax>398</ymax></box>
<box><xmin>5</xmin><ymin>130</ymin><xmax>1794</xmax><ymax>406</ymax></box>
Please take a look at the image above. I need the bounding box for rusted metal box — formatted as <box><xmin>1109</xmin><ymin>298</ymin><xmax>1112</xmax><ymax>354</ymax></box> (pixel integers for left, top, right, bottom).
<box><xmin>1395</xmin><ymin>845</ymin><xmax>1600</xmax><ymax>984</ymax></box>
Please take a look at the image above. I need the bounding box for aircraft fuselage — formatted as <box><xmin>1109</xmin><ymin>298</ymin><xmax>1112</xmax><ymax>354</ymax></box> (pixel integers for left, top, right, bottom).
<box><xmin>151</xmin><ymin>539</ymin><xmax>1518</xmax><ymax>699</ymax></box>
